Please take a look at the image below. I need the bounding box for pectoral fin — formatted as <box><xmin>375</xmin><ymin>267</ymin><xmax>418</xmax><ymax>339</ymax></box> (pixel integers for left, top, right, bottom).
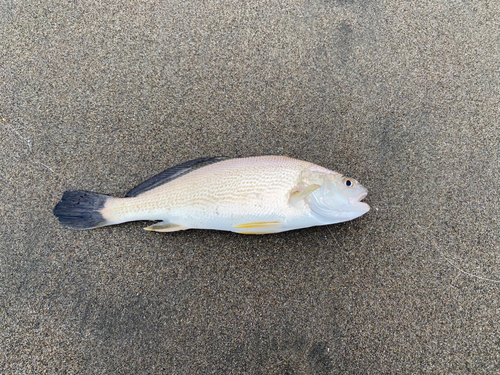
<box><xmin>144</xmin><ymin>221</ymin><xmax>185</xmax><ymax>232</ymax></box>
<box><xmin>233</xmin><ymin>221</ymin><xmax>282</xmax><ymax>234</ymax></box>
<box><xmin>289</xmin><ymin>184</ymin><xmax>321</xmax><ymax>206</ymax></box>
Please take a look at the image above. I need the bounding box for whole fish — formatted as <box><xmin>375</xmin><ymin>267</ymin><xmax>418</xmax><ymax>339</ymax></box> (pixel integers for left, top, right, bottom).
<box><xmin>53</xmin><ymin>156</ymin><xmax>369</xmax><ymax>234</ymax></box>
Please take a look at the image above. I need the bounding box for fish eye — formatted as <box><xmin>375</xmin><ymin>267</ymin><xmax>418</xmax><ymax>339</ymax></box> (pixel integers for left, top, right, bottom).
<box><xmin>343</xmin><ymin>178</ymin><xmax>354</xmax><ymax>187</ymax></box>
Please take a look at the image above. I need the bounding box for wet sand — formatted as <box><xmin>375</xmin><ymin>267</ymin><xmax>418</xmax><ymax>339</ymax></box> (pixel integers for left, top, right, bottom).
<box><xmin>2</xmin><ymin>1</ymin><xmax>499</xmax><ymax>373</ymax></box>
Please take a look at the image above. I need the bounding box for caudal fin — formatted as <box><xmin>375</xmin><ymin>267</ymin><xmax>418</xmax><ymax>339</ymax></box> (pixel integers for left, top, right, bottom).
<box><xmin>53</xmin><ymin>190</ymin><xmax>111</xmax><ymax>230</ymax></box>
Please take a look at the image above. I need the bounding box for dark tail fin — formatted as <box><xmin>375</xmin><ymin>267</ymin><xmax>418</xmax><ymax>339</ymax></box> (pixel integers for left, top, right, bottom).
<box><xmin>53</xmin><ymin>191</ymin><xmax>111</xmax><ymax>230</ymax></box>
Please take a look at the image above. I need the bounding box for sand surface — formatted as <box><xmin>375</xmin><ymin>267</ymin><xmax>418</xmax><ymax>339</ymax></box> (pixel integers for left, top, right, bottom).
<box><xmin>2</xmin><ymin>1</ymin><xmax>499</xmax><ymax>373</ymax></box>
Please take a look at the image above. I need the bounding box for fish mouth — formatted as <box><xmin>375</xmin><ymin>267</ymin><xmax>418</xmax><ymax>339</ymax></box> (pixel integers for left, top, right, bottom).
<box><xmin>348</xmin><ymin>192</ymin><xmax>370</xmax><ymax>212</ymax></box>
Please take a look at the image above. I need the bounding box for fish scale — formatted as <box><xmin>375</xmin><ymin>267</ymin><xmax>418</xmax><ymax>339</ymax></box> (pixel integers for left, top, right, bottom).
<box><xmin>53</xmin><ymin>156</ymin><xmax>369</xmax><ymax>233</ymax></box>
<box><xmin>104</xmin><ymin>157</ymin><xmax>305</xmax><ymax>224</ymax></box>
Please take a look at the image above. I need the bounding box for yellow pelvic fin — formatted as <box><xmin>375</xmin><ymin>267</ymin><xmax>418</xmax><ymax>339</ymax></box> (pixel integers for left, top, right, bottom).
<box><xmin>289</xmin><ymin>184</ymin><xmax>321</xmax><ymax>205</ymax></box>
<box><xmin>233</xmin><ymin>221</ymin><xmax>282</xmax><ymax>233</ymax></box>
<box><xmin>144</xmin><ymin>222</ymin><xmax>185</xmax><ymax>232</ymax></box>
<box><xmin>233</xmin><ymin>221</ymin><xmax>282</xmax><ymax>229</ymax></box>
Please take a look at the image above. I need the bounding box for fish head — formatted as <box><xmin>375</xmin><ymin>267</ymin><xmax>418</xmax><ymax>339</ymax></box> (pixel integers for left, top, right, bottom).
<box><xmin>304</xmin><ymin>166</ymin><xmax>370</xmax><ymax>223</ymax></box>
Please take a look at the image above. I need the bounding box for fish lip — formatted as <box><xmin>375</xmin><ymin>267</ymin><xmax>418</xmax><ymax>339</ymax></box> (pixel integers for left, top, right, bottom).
<box><xmin>348</xmin><ymin>192</ymin><xmax>369</xmax><ymax>210</ymax></box>
<box><xmin>352</xmin><ymin>192</ymin><xmax>367</xmax><ymax>203</ymax></box>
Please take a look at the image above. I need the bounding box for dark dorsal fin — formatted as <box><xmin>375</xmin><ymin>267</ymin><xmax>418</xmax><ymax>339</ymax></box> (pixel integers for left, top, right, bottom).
<box><xmin>125</xmin><ymin>157</ymin><xmax>228</xmax><ymax>197</ymax></box>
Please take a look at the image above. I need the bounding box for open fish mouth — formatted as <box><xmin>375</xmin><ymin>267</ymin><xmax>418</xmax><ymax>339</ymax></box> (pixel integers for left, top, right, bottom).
<box><xmin>348</xmin><ymin>192</ymin><xmax>369</xmax><ymax>211</ymax></box>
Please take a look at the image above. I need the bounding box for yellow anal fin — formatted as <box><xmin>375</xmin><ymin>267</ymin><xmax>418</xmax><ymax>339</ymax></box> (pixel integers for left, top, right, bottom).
<box><xmin>233</xmin><ymin>221</ymin><xmax>282</xmax><ymax>234</ymax></box>
<box><xmin>233</xmin><ymin>221</ymin><xmax>281</xmax><ymax>229</ymax></box>
<box><xmin>144</xmin><ymin>222</ymin><xmax>185</xmax><ymax>232</ymax></box>
<box><xmin>289</xmin><ymin>184</ymin><xmax>321</xmax><ymax>205</ymax></box>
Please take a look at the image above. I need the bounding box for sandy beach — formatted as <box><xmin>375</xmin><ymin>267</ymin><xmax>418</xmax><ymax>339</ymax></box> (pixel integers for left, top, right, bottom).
<box><xmin>1</xmin><ymin>1</ymin><xmax>499</xmax><ymax>373</ymax></box>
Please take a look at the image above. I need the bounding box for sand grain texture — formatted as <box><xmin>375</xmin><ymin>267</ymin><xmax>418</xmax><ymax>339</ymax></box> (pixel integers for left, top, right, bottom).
<box><xmin>1</xmin><ymin>0</ymin><xmax>499</xmax><ymax>373</ymax></box>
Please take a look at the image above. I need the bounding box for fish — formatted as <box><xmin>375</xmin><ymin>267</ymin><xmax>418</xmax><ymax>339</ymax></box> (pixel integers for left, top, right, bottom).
<box><xmin>53</xmin><ymin>156</ymin><xmax>369</xmax><ymax>234</ymax></box>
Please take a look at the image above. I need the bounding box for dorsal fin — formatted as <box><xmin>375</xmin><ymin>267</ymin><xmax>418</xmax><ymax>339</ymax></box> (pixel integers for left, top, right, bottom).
<box><xmin>125</xmin><ymin>157</ymin><xmax>228</xmax><ymax>197</ymax></box>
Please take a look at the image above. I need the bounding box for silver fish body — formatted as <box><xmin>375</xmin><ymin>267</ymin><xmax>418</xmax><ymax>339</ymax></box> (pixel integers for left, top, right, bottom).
<box><xmin>54</xmin><ymin>156</ymin><xmax>369</xmax><ymax>234</ymax></box>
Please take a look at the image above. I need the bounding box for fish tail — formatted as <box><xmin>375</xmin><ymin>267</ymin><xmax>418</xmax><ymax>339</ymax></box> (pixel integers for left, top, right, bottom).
<box><xmin>53</xmin><ymin>190</ymin><xmax>112</xmax><ymax>230</ymax></box>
